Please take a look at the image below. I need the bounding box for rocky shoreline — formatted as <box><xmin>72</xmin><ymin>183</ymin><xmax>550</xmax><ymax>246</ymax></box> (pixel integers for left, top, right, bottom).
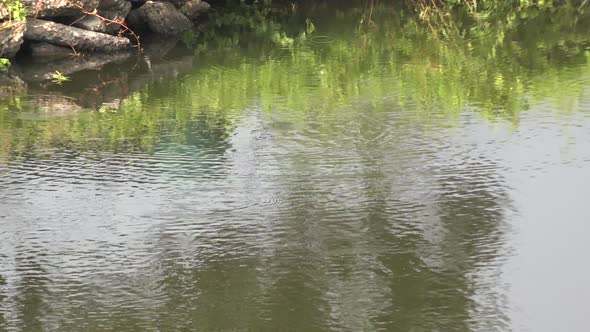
<box><xmin>1</xmin><ymin>35</ymin><xmax>196</xmax><ymax>113</ymax></box>
<box><xmin>0</xmin><ymin>0</ymin><xmax>210</xmax><ymax>61</ymax></box>
<box><xmin>0</xmin><ymin>0</ymin><xmax>211</xmax><ymax>114</ymax></box>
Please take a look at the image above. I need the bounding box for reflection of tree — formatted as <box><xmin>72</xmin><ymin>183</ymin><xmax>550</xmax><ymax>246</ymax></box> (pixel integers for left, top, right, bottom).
<box><xmin>257</xmin><ymin>179</ymin><xmax>333</xmax><ymax>332</ymax></box>
<box><xmin>364</xmin><ymin>165</ymin><xmax>509</xmax><ymax>330</ymax></box>
<box><xmin>2</xmin><ymin>1</ymin><xmax>590</xmax><ymax>159</ymax></box>
<box><xmin>0</xmin><ymin>273</ymin><xmax>5</xmax><ymax>329</ymax></box>
<box><xmin>0</xmin><ymin>106</ymin><xmax>513</xmax><ymax>331</ymax></box>
<box><xmin>13</xmin><ymin>246</ymin><xmax>50</xmax><ymax>332</ymax></box>
<box><xmin>350</xmin><ymin>138</ymin><xmax>510</xmax><ymax>331</ymax></box>
<box><xmin>429</xmin><ymin>158</ymin><xmax>511</xmax><ymax>331</ymax></box>
<box><xmin>254</xmin><ymin>100</ymin><xmax>513</xmax><ymax>330</ymax></box>
<box><xmin>153</xmin><ymin>243</ymin><xmax>264</xmax><ymax>330</ymax></box>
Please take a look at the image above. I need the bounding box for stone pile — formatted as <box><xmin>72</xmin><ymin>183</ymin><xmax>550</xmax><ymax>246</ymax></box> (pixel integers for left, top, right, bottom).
<box><xmin>0</xmin><ymin>0</ymin><xmax>210</xmax><ymax>59</ymax></box>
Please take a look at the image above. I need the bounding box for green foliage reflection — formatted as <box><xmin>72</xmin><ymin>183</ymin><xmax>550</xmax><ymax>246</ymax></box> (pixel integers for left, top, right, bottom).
<box><xmin>1</xmin><ymin>2</ymin><xmax>590</xmax><ymax>159</ymax></box>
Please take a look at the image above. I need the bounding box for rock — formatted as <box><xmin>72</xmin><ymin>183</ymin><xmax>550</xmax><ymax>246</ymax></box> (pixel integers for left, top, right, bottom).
<box><xmin>135</xmin><ymin>1</ymin><xmax>193</xmax><ymax>36</ymax></box>
<box><xmin>24</xmin><ymin>18</ymin><xmax>131</xmax><ymax>51</ymax></box>
<box><xmin>128</xmin><ymin>0</ymin><xmax>146</xmax><ymax>5</ymax></box>
<box><xmin>73</xmin><ymin>15</ymin><xmax>107</xmax><ymax>33</ymax></box>
<box><xmin>126</xmin><ymin>8</ymin><xmax>147</xmax><ymax>31</ymax></box>
<box><xmin>29</xmin><ymin>42</ymin><xmax>75</xmax><ymax>61</ymax></box>
<box><xmin>100</xmin><ymin>1</ymin><xmax>132</xmax><ymax>35</ymax></box>
<box><xmin>1</xmin><ymin>0</ymin><xmax>99</xmax><ymax>21</ymax></box>
<box><xmin>180</xmin><ymin>0</ymin><xmax>210</xmax><ymax>21</ymax></box>
<box><xmin>0</xmin><ymin>21</ymin><xmax>25</xmax><ymax>59</ymax></box>
<box><xmin>161</xmin><ymin>0</ymin><xmax>183</xmax><ymax>8</ymax></box>
<box><xmin>98</xmin><ymin>0</ymin><xmax>130</xmax><ymax>11</ymax></box>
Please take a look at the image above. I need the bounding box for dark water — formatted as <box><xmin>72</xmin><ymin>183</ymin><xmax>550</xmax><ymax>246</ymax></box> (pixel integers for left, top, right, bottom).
<box><xmin>1</xmin><ymin>3</ymin><xmax>590</xmax><ymax>331</ymax></box>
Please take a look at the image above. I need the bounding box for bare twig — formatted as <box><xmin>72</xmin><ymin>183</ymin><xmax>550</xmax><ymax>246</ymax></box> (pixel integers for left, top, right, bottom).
<box><xmin>69</xmin><ymin>14</ymin><xmax>87</xmax><ymax>27</ymax></box>
<box><xmin>66</xmin><ymin>0</ymin><xmax>142</xmax><ymax>51</ymax></box>
<box><xmin>67</xmin><ymin>43</ymin><xmax>80</xmax><ymax>56</ymax></box>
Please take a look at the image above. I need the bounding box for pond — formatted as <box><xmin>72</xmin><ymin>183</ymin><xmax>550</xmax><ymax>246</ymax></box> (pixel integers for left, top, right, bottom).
<box><xmin>1</xmin><ymin>2</ymin><xmax>590</xmax><ymax>331</ymax></box>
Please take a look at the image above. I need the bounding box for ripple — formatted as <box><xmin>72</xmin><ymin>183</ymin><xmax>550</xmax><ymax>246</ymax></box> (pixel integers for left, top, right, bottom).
<box><xmin>2</xmin><ymin>10</ymin><xmax>590</xmax><ymax>332</ymax></box>
<box><xmin>308</xmin><ymin>35</ymin><xmax>335</xmax><ymax>44</ymax></box>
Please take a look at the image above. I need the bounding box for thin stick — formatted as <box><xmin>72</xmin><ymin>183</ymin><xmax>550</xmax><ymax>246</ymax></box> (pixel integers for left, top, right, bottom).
<box><xmin>67</xmin><ymin>0</ymin><xmax>142</xmax><ymax>51</ymax></box>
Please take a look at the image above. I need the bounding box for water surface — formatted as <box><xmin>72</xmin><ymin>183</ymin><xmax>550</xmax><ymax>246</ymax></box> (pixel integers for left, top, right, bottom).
<box><xmin>1</xmin><ymin>3</ymin><xmax>590</xmax><ymax>331</ymax></box>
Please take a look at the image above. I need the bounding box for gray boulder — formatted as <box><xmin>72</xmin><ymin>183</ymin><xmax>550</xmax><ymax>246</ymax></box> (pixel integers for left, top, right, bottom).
<box><xmin>135</xmin><ymin>1</ymin><xmax>193</xmax><ymax>36</ymax></box>
<box><xmin>180</xmin><ymin>0</ymin><xmax>210</xmax><ymax>21</ymax></box>
<box><xmin>25</xmin><ymin>18</ymin><xmax>131</xmax><ymax>51</ymax></box>
<box><xmin>73</xmin><ymin>15</ymin><xmax>107</xmax><ymax>33</ymax></box>
<box><xmin>0</xmin><ymin>21</ymin><xmax>25</xmax><ymax>59</ymax></box>
<box><xmin>101</xmin><ymin>1</ymin><xmax>132</xmax><ymax>35</ymax></box>
<box><xmin>98</xmin><ymin>0</ymin><xmax>130</xmax><ymax>11</ymax></box>
<box><xmin>125</xmin><ymin>8</ymin><xmax>147</xmax><ymax>31</ymax></box>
